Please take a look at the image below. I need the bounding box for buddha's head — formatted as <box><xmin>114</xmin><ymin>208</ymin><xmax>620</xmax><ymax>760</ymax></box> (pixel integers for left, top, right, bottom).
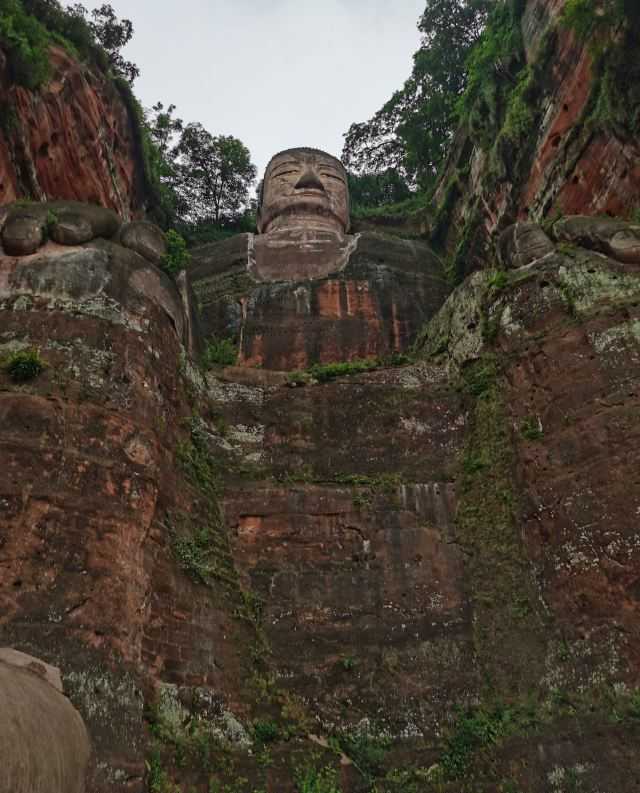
<box><xmin>257</xmin><ymin>148</ymin><xmax>350</xmax><ymax>235</ymax></box>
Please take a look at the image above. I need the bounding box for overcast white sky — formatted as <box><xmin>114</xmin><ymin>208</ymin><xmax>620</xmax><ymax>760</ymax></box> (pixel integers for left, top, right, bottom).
<box><xmin>83</xmin><ymin>0</ymin><xmax>423</xmax><ymax>179</ymax></box>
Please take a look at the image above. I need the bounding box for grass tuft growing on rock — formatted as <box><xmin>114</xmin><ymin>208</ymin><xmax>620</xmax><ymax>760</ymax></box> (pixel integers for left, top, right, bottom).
<box><xmin>3</xmin><ymin>347</ymin><xmax>45</xmax><ymax>382</ymax></box>
<box><xmin>287</xmin><ymin>352</ymin><xmax>414</xmax><ymax>385</ymax></box>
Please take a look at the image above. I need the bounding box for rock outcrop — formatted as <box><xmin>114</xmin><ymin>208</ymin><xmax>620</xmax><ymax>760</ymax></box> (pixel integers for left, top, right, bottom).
<box><xmin>0</xmin><ymin>649</ymin><xmax>91</xmax><ymax>793</ymax></box>
<box><xmin>0</xmin><ymin>44</ymin><xmax>148</xmax><ymax>219</ymax></box>
<box><xmin>432</xmin><ymin>0</ymin><xmax>640</xmax><ymax>280</ymax></box>
<box><xmin>3</xmin><ymin>197</ymin><xmax>640</xmax><ymax>791</ymax></box>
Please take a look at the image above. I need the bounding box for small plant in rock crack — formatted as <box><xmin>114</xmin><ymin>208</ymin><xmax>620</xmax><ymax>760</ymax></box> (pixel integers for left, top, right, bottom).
<box><xmin>520</xmin><ymin>416</ymin><xmax>543</xmax><ymax>441</ymax></box>
<box><xmin>252</xmin><ymin>719</ymin><xmax>280</xmax><ymax>744</ymax></box>
<box><xmin>3</xmin><ymin>348</ymin><xmax>46</xmax><ymax>382</ymax></box>
<box><xmin>294</xmin><ymin>762</ymin><xmax>342</xmax><ymax>793</ymax></box>
<box><xmin>488</xmin><ymin>270</ymin><xmax>509</xmax><ymax>291</ymax></box>
<box><xmin>202</xmin><ymin>337</ymin><xmax>238</xmax><ymax>368</ymax></box>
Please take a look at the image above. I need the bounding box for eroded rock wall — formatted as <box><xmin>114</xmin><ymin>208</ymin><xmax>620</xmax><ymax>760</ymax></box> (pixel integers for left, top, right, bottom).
<box><xmin>433</xmin><ymin>0</ymin><xmax>640</xmax><ymax>280</ymax></box>
<box><xmin>0</xmin><ymin>45</ymin><xmax>147</xmax><ymax>218</ymax></box>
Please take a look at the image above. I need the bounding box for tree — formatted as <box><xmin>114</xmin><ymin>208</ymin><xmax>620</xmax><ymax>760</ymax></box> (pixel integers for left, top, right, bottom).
<box><xmin>16</xmin><ymin>0</ymin><xmax>139</xmax><ymax>83</ymax></box>
<box><xmin>147</xmin><ymin>101</ymin><xmax>183</xmax><ymax>162</ymax></box>
<box><xmin>348</xmin><ymin>169</ymin><xmax>412</xmax><ymax>211</ymax></box>
<box><xmin>342</xmin><ymin>0</ymin><xmax>492</xmax><ymax>189</ymax></box>
<box><xmin>172</xmin><ymin>124</ymin><xmax>257</xmax><ymax>227</ymax></box>
<box><xmin>87</xmin><ymin>3</ymin><xmax>138</xmax><ymax>83</ymax></box>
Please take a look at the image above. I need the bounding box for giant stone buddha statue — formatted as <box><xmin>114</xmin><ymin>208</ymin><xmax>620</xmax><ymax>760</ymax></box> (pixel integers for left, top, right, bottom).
<box><xmin>189</xmin><ymin>147</ymin><xmax>450</xmax><ymax>371</ymax></box>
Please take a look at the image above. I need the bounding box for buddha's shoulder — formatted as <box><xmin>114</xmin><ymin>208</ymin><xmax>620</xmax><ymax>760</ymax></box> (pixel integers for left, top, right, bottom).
<box><xmin>347</xmin><ymin>231</ymin><xmax>445</xmax><ymax>277</ymax></box>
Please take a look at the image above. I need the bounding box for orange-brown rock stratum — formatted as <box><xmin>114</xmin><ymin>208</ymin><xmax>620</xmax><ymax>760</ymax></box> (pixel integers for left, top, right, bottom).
<box><xmin>0</xmin><ymin>44</ymin><xmax>147</xmax><ymax>218</ymax></box>
<box><xmin>3</xmin><ymin>1</ymin><xmax>640</xmax><ymax>792</ymax></box>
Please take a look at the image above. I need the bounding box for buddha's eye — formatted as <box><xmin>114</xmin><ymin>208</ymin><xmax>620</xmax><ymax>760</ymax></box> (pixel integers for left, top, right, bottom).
<box><xmin>321</xmin><ymin>173</ymin><xmax>345</xmax><ymax>184</ymax></box>
<box><xmin>273</xmin><ymin>170</ymin><xmax>298</xmax><ymax>179</ymax></box>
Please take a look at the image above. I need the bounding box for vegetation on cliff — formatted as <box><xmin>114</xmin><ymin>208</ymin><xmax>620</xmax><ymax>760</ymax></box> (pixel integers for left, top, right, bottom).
<box><xmin>343</xmin><ymin>0</ymin><xmax>492</xmax><ymax>191</ymax></box>
<box><xmin>346</xmin><ymin>0</ymin><xmax>640</xmax><ymax>283</ymax></box>
<box><xmin>143</xmin><ymin>101</ymin><xmax>258</xmax><ymax>241</ymax></box>
<box><xmin>0</xmin><ymin>0</ymin><xmax>259</xmax><ymax>238</ymax></box>
<box><xmin>0</xmin><ymin>0</ymin><xmax>138</xmax><ymax>88</ymax></box>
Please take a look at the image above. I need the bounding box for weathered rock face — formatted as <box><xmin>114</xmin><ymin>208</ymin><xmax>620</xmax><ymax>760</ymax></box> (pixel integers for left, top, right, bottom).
<box><xmin>3</xmin><ymin>195</ymin><xmax>640</xmax><ymax>791</ymax></box>
<box><xmin>2</xmin><ymin>15</ymin><xmax>640</xmax><ymax>784</ymax></box>
<box><xmin>0</xmin><ymin>45</ymin><xmax>147</xmax><ymax>219</ymax></box>
<box><xmin>433</xmin><ymin>0</ymin><xmax>640</xmax><ymax>280</ymax></box>
<box><xmin>217</xmin><ymin>361</ymin><xmax>467</xmax><ymax>737</ymax></box>
<box><xmin>0</xmin><ymin>203</ymin><xmax>215</xmax><ymax>791</ymax></box>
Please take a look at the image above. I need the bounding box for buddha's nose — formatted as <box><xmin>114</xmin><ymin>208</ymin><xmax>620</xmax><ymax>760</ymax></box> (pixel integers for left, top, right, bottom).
<box><xmin>294</xmin><ymin>168</ymin><xmax>326</xmax><ymax>192</ymax></box>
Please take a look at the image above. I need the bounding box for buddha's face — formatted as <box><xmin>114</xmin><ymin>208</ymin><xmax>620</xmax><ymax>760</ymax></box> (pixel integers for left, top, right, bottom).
<box><xmin>257</xmin><ymin>149</ymin><xmax>350</xmax><ymax>234</ymax></box>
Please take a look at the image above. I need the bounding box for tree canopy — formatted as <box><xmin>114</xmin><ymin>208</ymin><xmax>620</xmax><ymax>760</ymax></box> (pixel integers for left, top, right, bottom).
<box><xmin>172</xmin><ymin>125</ymin><xmax>257</xmax><ymax>226</ymax></box>
<box><xmin>144</xmin><ymin>105</ymin><xmax>257</xmax><ymax>235</ymax></box>
<box><xmin>348</xmin><ymin>169</ymin><xmax>412</xmax><ymax>212</ymax></box>
<box><xmin>342</xmin><ymin>0</ymin><xmax>492</xmax><ymax>191</ymax></box>
<box><xmin>0</xmin><ymin>0</ymin><xmax>139</xmax><ymax>86</ymax></box>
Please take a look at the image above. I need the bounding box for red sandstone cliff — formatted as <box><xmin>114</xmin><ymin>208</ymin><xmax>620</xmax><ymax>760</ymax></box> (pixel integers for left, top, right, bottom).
<box><xmin>2</xmin><ymin>2</ymin><xmax>640</xmax><ymax>792</ymax></box>
<box><xmin>0</xmin><ymin>44</ymin><xmax>147</xmax><ymax>219</ymax></box>
<box><xmin>433</xmin><ymin>0</ymin><xmax>640</xmax><ymax>278</ymax></box>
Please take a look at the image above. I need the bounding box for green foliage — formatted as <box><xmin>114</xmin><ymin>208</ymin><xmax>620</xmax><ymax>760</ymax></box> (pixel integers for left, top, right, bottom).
<box><xmin>0</xmin><ymin>0</ymin><xmax>139</xmax><ymax>88</ymax></box>
<box><xmin>176</xmin><ymin>423</ymin><xmax>221</xmax><ymax>499</ymax></box>
<box><xmin>252</xmin><ymin>719</ymin><xmax>280</xmax><ymax>744</ymax></box>
<box><xmin>169</xmin><ymin>423</ymin><xmax>234</xmax><ymax>587</ymax></box>
<box><xmin>560</xmin><ymin>0</ymin><xmax>627</xmax><ymax>40</ymax></box>
<box><xmin>340</xmin><ymin>655</ymin><xmax>356</xmax><ymax>671</ymax></box>
<box><xmin>294</xmin><ymin>763</ymin><xmax>342</xmax><ymax>793</ymax></box>
<box><xmin>202</xmin><ymin>337</ymin><xmax>237</xmax><ymax>369</ymax></box>
<box><xmin>342</xmin><ymin>0</ymin><xmax>492</xmax><ymax>189</ymax></box>
<box><xmin>309</xmin><ymin>358</ymin><xmax>379</xmax><ymax>382</ymax></box>
<box><xmin>160</xmin><ymin>229</ymin><xmax>190</xmax><ymax>276</ymax></box>
<box><xmin>348</xmin><ymin>169</ymin><xmax>412</xmax><ymax>212</ymax></box>
<box><xmin>169</xmin><ymin>518</ymin><xmax>218</xmax><ymax>586</ymax></box>
<box><xmin>335</xmin><ymin>731</ymin><xmax>389</xmax><ymax>779</ymax></box>
<box><xmin>461</xmin><ymin>358</ymin><xmax>497</xmax><ymax>397</ymax></box>
<box><xmin>3</xmin><ymin>347</ymin><xmax>45</xmax><ymax>382</ymax></box>
<box><xmin>488</xmin><ymin>270</ymin><xmax>509</xmax><ymax>291</ymax></box>
<box><xmin>520</xmin><ymin>416</ymin><xmax>543</xmax><ymax>441</ymax></box>
<box><xmin>586</xmin><ymin>15</ymin><xmax>640</xmax><ymax>136</ymax></box>
<box><xmin>349</xmin><ymin>189</ymin><xmax>428</xmax><ymax>222</ymax></box>
<box><xmin>0</xmin><ymin>0</ymin><xmax>51</xmax><ymax>88</ymax></box>
<box><xmin>458</xmin><ymin>0</ymin><xmax>526</xmax><ymax>139</ymax></box>
<box><xmin>289</xmin><ymin>352</ymin><xmax>414</xmax><ymax>385</ymax></box>
<box><xmin>146</xmin><ymin>748</ymin><xmax>180</xmax><ymax>793</ymax></box>
<box><xmin>439</xmin><ymin>702</ymin><xmax>539</xmax><ymax>780</ymax></box>
<box><xmin>502</xmin><ymin>66</ymin><xmax>536</xmax><ymax>143</ymax></box>
<box><xmin>45</xmin><ymin>208</ymin><xmax>58</xmax><ymax>236</ymax></box>
<box><xmin>173</xmin><ymin>125</ymin><xmax>257</xmax><ymax>226</ymax></box>
<box><xmin>444</xmin><ymin>204</ymin><xmax>483</xmax><ymax>284</ymax></box>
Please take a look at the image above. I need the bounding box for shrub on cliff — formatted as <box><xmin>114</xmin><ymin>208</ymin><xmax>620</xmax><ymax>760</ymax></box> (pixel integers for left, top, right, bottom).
<box><xmin>159</xmin><ymin>230</ymin><xmax>190</xmax><ymax>277</ymax></box>
<box><xmin>0</xmin><ymin>0</ymin><xmax>139</xmax><ymax>88</ymax></box>
<box><xmin>202</xmin><ymin>338</ymin><xmax>237</xmax><ymax>369</ymax></box>
<box><xmin>0</xmin><ymin>0</ymin><xmax>50</xmax><ymax>88</ymax></box>
<box><xmin>2</xmin><ymin>347</ymin><xmax>45</xmax><ymax>382</ymax></box>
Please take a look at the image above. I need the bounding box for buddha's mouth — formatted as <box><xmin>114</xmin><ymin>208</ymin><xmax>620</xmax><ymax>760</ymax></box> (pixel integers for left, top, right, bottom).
<box><xmin>259</xmin><ymin>195</ymin><xmax>347</xmax><ymax>233</ymax></box>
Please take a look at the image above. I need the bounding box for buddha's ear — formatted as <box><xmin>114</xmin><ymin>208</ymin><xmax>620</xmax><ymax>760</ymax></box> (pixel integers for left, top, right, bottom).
<box><xmin>256</xmin><ymin>179</ymin><xmax>265</xmax><ymax>233</ymax></box>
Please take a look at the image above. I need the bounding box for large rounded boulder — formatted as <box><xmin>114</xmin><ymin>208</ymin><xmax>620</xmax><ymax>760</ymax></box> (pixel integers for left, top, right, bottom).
<box><xmin>0</xmin><ymin>649</ymin><xmax>91</xmax><ymax>793</ymax></box>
